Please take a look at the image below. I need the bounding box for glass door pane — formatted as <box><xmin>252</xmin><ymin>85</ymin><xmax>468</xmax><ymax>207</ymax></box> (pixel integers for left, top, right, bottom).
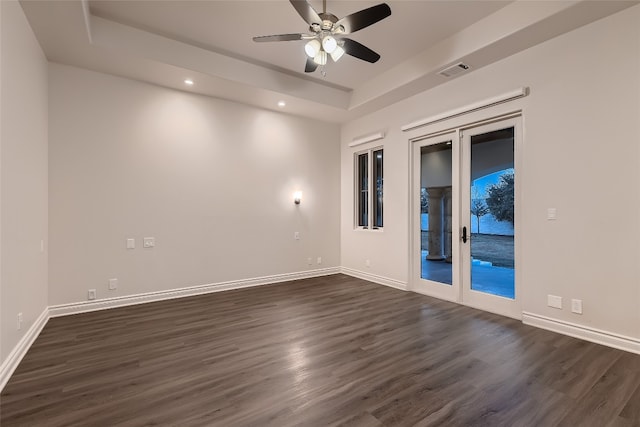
<box><xmin>469</xmin><ymin>127</ymin><xmax>515</xmax><ymax>299</ymax></box>
<box><xmin>420</xmin><ymin>142</ymin><xmax>453</xmax><ymax>285</ymax></box>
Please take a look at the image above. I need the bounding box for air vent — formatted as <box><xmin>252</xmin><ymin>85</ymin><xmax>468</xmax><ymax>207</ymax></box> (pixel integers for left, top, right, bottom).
<box><xmin>439</xmin><ymin>62</ymin><xmax>471</xmax><ymax>77</ymax></box>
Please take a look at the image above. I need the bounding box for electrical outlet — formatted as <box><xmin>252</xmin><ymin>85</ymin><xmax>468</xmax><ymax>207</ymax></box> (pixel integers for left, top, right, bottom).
<box><xmin>366</xmin><ymin>259</ymin><xmax>371</xmax><ymax>268</ymax></box>
<box><xmin>547</xmin><ymin>208</ymin><xmax>557</xmax><ymax>220</ymax></box>
<box><xmin>17</xmin><ymin>312</ymin><xmax>23</xmax><ymax>330</ymax></box>
<box><xmin>294</xmin><ymin>232</ymin><xmax>300</xmax><ymax>240</ymax></box>
<box><xmin>88</xmin><ymin>289</ymin><xmax>97</xmax><ymax>300</ymax></box>
<box><xmin>143</xmin><ymin>237</ymin><xmax>155</xmax><ymax>248</ymax></box>
<box><xmin>317</xmin><ymin>257</ymin><xmax>322</xmax><ymax>265</ymax></box>
<box><xmin>571</xmin><ymin>299</ymin><xmax>583</xmax><ymax>314</ymax></box>
<box><xmin>108</xmin><ymin>278</ymin><xmax>118</xmax><ymax>290</ymax></box>
<box><xmin>547</xmin><ymin>294</ymin><xmax>562</xmax><ymax>309</ymax></box>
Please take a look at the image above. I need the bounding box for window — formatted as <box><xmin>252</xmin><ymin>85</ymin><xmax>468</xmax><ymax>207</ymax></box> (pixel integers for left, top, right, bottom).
<box><xmin>357</xmin><ymin>152</ymin><xmax>369</xmax><ymax>227</ymax></box>
<box><xmin>373</xmin><ymin>149</ymin><xmax>383</xmax><ymax>228</ymax></box>
<box><xmin>355</xmin><ymin>148</ymin><xmax>383</xmax><ymax>229</ymax></box>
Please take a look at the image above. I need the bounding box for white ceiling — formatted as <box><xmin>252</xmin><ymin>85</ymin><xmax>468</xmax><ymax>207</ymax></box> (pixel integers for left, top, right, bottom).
<box><xmin>20</xmin><ymin>0</ymin><xmax>638</xmax><ymax>123</ymax></box>
<box><xmin>88</xmin><ymin>0</ymin><xmax>511</xmax><ymax>90</ymax></box>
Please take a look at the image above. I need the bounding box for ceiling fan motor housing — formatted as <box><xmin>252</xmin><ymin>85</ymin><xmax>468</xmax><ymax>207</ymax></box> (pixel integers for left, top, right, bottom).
<box><xmin>311</xmin><ymin>13</ymin><xmax>342</xmax><ymax>33</ymax></box>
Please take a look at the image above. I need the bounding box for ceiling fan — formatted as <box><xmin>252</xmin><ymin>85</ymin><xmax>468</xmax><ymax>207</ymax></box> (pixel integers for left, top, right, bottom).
<box><xmin>253</xmin><ymin>0</ymin><xmax>391</xmax><ymax>73</ymax></box>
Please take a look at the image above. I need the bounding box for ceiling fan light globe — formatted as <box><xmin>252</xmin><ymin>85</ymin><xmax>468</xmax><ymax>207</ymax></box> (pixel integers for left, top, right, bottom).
<box><xmin>313</xmin><ymin>51</ymin><xmax>327</xmax><ymax>65</ymax></box>
<box><xmin>330</xmin><ymin>46</ymin><xmax>345</xmax><ymax>62</ymax></box>
<box><xmin>322</xmin><ymin>36</ymin><xmax>337</xmax><ymax>54</ymax></box>
<box><xmin>305</xmin><ymin>40</ymin><xmax>321</xmax><ymax>58</ymax></box>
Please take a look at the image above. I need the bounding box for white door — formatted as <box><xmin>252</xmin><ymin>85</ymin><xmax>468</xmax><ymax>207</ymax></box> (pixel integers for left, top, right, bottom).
<box><xmin>412</xmin><ymin>116</ymin><xmax>521</xmax><ymax>319</ymax></box>
<box><xmin>460</xmin><ymin>117</ymin><xmax>521</xmax><ymax>318</ymax></box>
<box><xmin>411</xmin><ymin>131</ymin><xmax>460</xmax><ymax>302</ymax></box>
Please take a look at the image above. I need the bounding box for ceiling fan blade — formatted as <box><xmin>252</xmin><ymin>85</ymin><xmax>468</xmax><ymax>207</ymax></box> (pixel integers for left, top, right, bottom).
<box><xmin>290</xmin><ymin>0</ymin><xmax>322</xmax><ymax>26</ymax></box>
<box><xmin>305</xmin><ymin>57</ymin><xmax>319</xmax><ymax>73</ymax></box>
<box><xmin>335</xmin><ymin>3</ymin><xmax>391</xmax><ymax>34</ymax></box>
<box><xmin>342</xmin><ymin>38</ymin><xmax>381</xmax><ymax>63</ymax></box>
<box><xmin>253</xmin><ymin>34</ymin><xmax>304</xmax><ymax>42</ymax></box>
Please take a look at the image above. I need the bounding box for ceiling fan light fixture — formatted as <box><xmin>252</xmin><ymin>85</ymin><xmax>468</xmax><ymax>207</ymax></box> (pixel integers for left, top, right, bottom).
<box><xmin>313</xmin><ymin>50</ymin><xmax>327</xmax><ymax>65</ymax></box>
<box><xmin>330</xmin><ymin>46</ymin><xmax>345</xmax><ymax>62</ymax></box>
<box><xmin>322</xmin><ymin>36</ymin><xmax>337</xmax><ymax>54</ymax></box>
<box><xmin>305</xmin><ymin>39</ymin><xmax>321</xmax><ymax>58</ymax></box>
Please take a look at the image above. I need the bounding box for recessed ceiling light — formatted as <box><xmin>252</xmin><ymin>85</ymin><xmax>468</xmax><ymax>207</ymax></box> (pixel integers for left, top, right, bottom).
<box><xmin>277</xmin><ymin>101</ymin><xmax>286</xmax><ymax>108</ymax></box>
<box><xmin>184</xmin><ymin>79</ymin><xmax>194</xmax><ymax>86</ymax></box>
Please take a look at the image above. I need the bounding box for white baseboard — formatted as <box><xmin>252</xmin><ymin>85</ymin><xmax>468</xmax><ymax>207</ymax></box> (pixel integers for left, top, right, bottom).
<box><xmin>0</xmin><ymin>307</ymin><xmax>50</xmax><ymax>391</ymax></box>
<box><xmin>49</xmin><ymin>267</ymin><xmax>340</xmax><ymax>317</ymax></box>
<box><xmin>522</xmin><ymin>312</ymin><xmax>640</xmax><ymax>355</ymax></box>
<box><xmin>340</xmin><ymin>267</ymin><xmax>407</xmax><ymax>291</ymax></box>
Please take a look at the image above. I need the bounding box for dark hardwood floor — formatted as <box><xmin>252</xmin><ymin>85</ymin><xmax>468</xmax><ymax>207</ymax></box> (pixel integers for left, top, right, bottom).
<box><xmin>1</xmin><ymin>274</ymin><xmax>639</xmax><ymax>426</ymax></box>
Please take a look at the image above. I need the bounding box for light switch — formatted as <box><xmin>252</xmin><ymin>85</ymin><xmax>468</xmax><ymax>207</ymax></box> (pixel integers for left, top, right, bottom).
<box><xmin>143</xmin><ymin>237</ymin><xmax>155</xmax><ymax>248</ymax></box>
<box><xmin>547</xmin><ymin>294</ymin><xmax>562</xmax><ymax>309</ymax></box>
<box><xmin>108</xmin><ymin>278</ymin><xmax>118</xmax><ymax>290</ymax></box>
<box><xmin>547</xmin><ymin>208</ymin><xmax>557</xmax><ymax>220</ymax></box>
<box><xmin>571</xmin><ymin>299</ymin><xmax>583</xmax><ymax>314</ymax></box>
<box><xmin>126</xmin><ymin>238</ymin><xmax>135</xmax><ymax>249</ymax></box>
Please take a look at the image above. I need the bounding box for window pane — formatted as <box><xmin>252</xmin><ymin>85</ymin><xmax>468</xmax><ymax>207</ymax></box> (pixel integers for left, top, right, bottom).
<box><xmin>358</xmin><ymin>153</ymin><xmax>368</xmax><ymax>227</ymax></box>
<box><xmin>373</xmin><ymin>149</ymin><xmax>383</xmax><ymax>228</ymax></box>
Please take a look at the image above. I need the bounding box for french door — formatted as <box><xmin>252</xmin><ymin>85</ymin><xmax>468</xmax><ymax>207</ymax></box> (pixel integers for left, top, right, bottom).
<box><xmin>411</xmin><ymin>131</ymin><xmax>460</xmax><ymax>302</ymax></box>
<box><xmin>411</xmin><ymin>116</ymin><xmax>521</xmax><ymax>319</ymax></box>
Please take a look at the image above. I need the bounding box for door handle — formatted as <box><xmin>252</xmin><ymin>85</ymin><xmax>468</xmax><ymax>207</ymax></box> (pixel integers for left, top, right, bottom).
<box><xmin>462</xmin><ymin>226</ymin><xmax>468</xmax><ymax>243</ymax></box>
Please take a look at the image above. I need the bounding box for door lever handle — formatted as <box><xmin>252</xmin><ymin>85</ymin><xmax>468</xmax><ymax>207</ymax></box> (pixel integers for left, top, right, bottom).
<box><xmin>462</xmin><ymin>226</ymin><xmax>468</xmax><ymax>243</ymax></box>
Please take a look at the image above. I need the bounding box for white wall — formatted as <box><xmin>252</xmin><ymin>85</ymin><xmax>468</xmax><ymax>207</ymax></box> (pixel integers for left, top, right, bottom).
<box><xmin>0</xmin><ymin>0</ymin><xmax>49</xmax><ymax>363</ymax></box>
<box><xmin>48</xmin><ymin>64</ymin><xmax>340</xmax><ymax>306</ymax></box>
<box><xmin>341</xmin><ymin>6</ymin><xmax>640</xmax><ymax>339</ymax></box>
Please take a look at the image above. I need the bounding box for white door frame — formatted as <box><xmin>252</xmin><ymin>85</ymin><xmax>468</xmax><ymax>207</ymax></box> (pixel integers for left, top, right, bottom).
<box><xmin>409</xmin><ymin>113</ymin><xmax>523</xmax><ymax>320</ymax></box>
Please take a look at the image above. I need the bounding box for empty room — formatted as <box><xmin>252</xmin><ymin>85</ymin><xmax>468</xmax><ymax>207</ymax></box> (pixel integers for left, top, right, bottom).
<box><xmin>1</xmin><ymin>0</ymin><xmax>639</xmax><ymax>425</ymax></box>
